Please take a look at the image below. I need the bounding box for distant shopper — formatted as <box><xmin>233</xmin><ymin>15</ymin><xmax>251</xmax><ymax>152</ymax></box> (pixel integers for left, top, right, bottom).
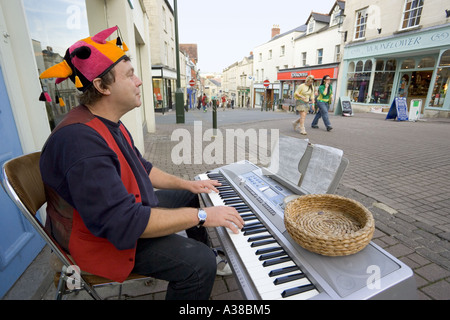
<box><xmin>292</xmin><ymin>75</ymin><xmax>315</xmax><ymax>135</ymax></box>
<box><xmin>311</xmin><ymin>75</ymin><xmax>333</xmax><ymax>132</ymax></box>
<box><xmin>202</xmin><ymin>93</ymin><xmax>207</xmax><ymax>112</ymax></box>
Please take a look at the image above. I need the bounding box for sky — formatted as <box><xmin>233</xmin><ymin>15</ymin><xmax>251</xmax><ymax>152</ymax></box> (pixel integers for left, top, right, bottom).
<box><xmin>172</xmin><ymin>0</ymin><xmax>337</xmax><ymax>74</ymax></box>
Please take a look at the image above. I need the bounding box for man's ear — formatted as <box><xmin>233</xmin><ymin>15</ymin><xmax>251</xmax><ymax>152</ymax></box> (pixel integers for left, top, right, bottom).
<box><xmin>92</xmin><ymin>78</ymin><xmax>111</xmax><ymax>96</ymax></box>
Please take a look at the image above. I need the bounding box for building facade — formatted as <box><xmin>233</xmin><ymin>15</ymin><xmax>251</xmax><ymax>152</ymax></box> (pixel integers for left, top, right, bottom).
<box><xmin>253</xmin><ymin>25</ymin><xmax>306</xmax><ymax>109</ymax></box>
<box><xmin>338</xmin><ymin>0</ymin><xmax>450</xmax><ymax>117</ymax></box>
<box><xmin>277</xmin><ymin>1</ymin><xmax>345</xmax><ymax>111</ymax></box>
<box><xmin>145</xmin><ymin>0</ymin><xmax>177</xmax><ymax>114</ymax></box>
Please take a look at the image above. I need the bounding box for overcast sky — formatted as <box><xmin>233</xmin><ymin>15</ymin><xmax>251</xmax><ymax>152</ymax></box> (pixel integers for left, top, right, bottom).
<box><xmin>173</xmin><ymin>0</ymin><xmax>337</xmax><ymax>73</ymax></box>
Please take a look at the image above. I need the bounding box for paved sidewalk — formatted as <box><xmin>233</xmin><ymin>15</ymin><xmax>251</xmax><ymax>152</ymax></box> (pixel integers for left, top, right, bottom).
<box><xmin>3</xmin><ymin>109</ymin><xmax>450</xmax><ymax>300</ymax></box>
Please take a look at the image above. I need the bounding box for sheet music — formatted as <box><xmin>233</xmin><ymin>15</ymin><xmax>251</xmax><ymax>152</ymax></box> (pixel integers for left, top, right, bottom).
<box><xmin>300</xmin><ymin>144</ymin><xmax>343</xmax><ymax>194</ymax></box>
<box><xmin>266</xmin><ymin>136</ymin><xmax>309</xmax><ymax>186</ymax></box>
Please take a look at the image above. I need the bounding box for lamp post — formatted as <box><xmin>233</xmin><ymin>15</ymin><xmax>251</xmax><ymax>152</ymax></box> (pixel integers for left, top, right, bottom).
<box><xmin>174</xmin><ymin>0</ymin><xmax>184</xmax><ymax>123</ymax></box>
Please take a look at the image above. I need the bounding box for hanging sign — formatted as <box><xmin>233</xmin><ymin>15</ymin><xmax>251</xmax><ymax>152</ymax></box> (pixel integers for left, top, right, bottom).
<box><xmin>386</xmin><ymin>97</ymin><xmax>408</xmax><ymax>121</ymax></box>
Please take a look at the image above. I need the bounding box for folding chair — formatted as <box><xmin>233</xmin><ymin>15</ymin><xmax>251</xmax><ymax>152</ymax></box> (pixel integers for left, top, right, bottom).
<box><xmin>1</xmin><ymin>151</ymin><xmax>148</xmax><ymax>300</ymax></box>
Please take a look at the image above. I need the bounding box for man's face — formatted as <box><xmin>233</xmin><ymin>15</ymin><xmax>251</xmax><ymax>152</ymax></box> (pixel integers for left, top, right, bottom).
<box><xmin>108</xmin><ymin>60</ymin><xmax>143</xmax><ymax>112</ymax></box>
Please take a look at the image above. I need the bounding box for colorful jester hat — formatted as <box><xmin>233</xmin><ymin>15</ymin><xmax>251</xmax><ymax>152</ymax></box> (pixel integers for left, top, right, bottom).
<box><xmin>39</xmin><ymin>26</ymin><xmax>129</xmax><ymax>102</ymax></box>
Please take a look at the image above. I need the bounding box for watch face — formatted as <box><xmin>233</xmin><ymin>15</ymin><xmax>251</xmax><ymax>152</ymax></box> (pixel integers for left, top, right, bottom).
<box><xmin>198</xmin><ymin>209</ymin><xmax>207</xmax><ymax>219</ymax></box>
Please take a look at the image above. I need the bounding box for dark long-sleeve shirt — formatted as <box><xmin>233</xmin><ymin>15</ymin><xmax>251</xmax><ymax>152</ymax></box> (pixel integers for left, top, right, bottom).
<box><xmin>40</xmin><ymin>115</ymin><xmax>157</xmax><ymax>250</ymax></box>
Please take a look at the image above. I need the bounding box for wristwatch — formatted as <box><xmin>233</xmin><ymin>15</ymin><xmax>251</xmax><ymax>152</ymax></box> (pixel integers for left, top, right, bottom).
<box><xmin>197</xmin><ymin>208</ymin><xmax>207</xmax><ymax>227</ymax></box>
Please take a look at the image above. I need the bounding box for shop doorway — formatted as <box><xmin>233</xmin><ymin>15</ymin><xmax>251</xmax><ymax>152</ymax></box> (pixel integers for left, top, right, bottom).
<box><xmin>398</xmin><ymin>71</ymin><xmax>433</xmax><ymax>113</ymax></box>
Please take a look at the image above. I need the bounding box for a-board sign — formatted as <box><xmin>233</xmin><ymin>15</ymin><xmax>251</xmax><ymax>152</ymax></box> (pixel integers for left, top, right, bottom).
<box><xmin>335</xmin><ymin>96</ymin><xmax>352</xmax><ymax>116</ymax></box>
<box><xmin>408</xmin><ymin>99</ymin><xmax>422</xmax><ymax>121</ymax></box>
<box><xmin>386</xmin><ymin>97</ymin><xmax>408</xmax><ymax>121</ymax></box>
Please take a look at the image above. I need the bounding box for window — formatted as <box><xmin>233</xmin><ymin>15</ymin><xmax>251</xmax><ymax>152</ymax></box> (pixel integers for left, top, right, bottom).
<box><xmin>346</xmin><ymin>59</ymin><xmax>373</xmax><ymax>103</ymax></box>
<box><xmin>429</xmin><ymin>50</ymin><xmax>450</xmax><ymax>108</ymax></box>
<box><xmin>401</xmin><ymin>59</ymin><xmax>415</xmax><ymax>69</ymax></box>
<box><xmin>335</xmin><ymin>45</ymin><xmax>341</xmax><ymax>62</ymax></box>
<box><xmin>269</xmin><ymin>50</ymin><xmax>272</xmax><ymax>60</ymax></box>
<box><xmin>308</xmin><ymin>19</ymin><xmax>315</xmax><ymax>34</ymax></box>
<box><xmin>302</xmin><ymin>52</ymin><xmax>307</xmax><ymax>66</ymax></box>
<box><xmin>355</xmin><ymin>8</ymin><xmax>368</xmax><ymax>40</ymax></box>
<box><xmin>317</xmin><ymin>49</ymin><xmax>323</xmax><ymax>65</ymax></box>
<box><xmin>418</xmin><ymin>57</ymin><xmax>435</xmax><ymax>69</ymax></box>
<box><xmin>401</xmin><ymin>0</ymin><xmax>424</xmax><ymax>30</ymax></box>
<box><xmin>372</xmin><ymin>59</ymin><xmax>396</xmax><ymax>104</ymax></box>
<box><xmin>24</xmin><ymin>0</ymin><xmax>89</xmax><ymax>129</ymax></box>
<box><xmin>280</xmin><ymin>45</ymin><xmax>285</xmax><ymax>56</ymax></box>
<box><xmin>162</xmin><ymin>6</ymin><xmax>167</xmax><ymax>31</ymax></box>
<box><xmin>259</xmin><ymin>53</ymin><xmax>262</xmax><ymax>62</ymax></box>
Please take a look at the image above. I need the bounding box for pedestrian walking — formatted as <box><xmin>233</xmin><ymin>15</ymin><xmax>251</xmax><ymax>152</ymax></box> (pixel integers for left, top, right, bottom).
<box><xmin>292</xmin><ymin>75</ymin><xmax>315</xmax><ymax>135</ymax></box>
<box><xmin>202</xmin><ymin>93</ymin><xmax>208</xmax><ymax>112</ymax></box>
<box><xmin>311</xmin><ymin>75</ymin><xmax>333</xmax><ymax>131</ymax></box>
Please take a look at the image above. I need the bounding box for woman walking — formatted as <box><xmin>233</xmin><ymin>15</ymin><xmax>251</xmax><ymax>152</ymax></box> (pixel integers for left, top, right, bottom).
<box><xmin>311</xmin><ymin>75</ymin><xmax>333</xmax><ymax>131</ymax></box>
<box><xmin>292</xmin><ymin>75</ymin><xmax>315</xmax><ymax>135</ymax></box>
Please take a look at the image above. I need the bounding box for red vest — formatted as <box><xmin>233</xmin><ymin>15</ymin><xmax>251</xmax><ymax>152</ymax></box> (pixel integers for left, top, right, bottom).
<box><xmin>45</xmin><ymin>106</ymin><xmax>142</xmax><ymax>282</ymax></box>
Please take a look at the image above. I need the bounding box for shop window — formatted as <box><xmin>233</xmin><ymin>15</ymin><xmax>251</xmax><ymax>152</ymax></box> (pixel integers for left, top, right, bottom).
<box><xmin>376</xmin><ymin>60</ymin><xmax>384</xmax><ymax>71</ymax></box>
<box><xmin>355</xmin><ymin>61</ymin><xmax>363</xmax><ymax>72</ymax></box>
<box><xmin>418</xmin><ymin>57</ymin><xmax>435</xmax><ymax>69</ymax></box>
<box><xmin>371</xmin><ymin>59</ymin><xmax>396</xmax><ymax>104</ymax></box>
<box><xmin>438</xmin><ymin>50</ymin><xmax>450</xmax><ymax>66</ymax></box>
<box><xmin>348</xmin><ymin>61</ymin><xmax>355</xmax><ymax>73</ymax></box>
<box><xmin>346</xmin><ymin>59</ymin><xmax>372</xmax><ymax>103</ymax></box>
<box><xmin>401</xmin><ymin>59</ymin><xmax>415</xmax><ymax>69</ymax></box>
<box><xmin>24</xmin><ymin>0</ymin><xmax>89</xmax><ymax>129</ymax></box>
<box><xmin>429</xmin><ymin>50</ymin><xmax>450</xmax><ymax>108</ymax></box>
<box><xmin>385</xmin><ymin>59</ymin><xmax>397</xmax><ymax>71</ymax></box>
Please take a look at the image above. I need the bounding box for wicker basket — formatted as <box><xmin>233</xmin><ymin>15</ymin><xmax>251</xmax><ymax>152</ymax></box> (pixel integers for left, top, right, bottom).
<box><xmin>284</xmin><ymin>194</ymin><xmax>374</xmax><ymax>256</ymax></box>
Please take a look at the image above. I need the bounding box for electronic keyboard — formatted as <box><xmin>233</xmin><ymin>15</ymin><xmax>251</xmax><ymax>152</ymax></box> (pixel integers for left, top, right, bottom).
<box><xmin>196</xmin><ymin>161</ymin><xmax>416</xmax><ymax>300</ymax></box>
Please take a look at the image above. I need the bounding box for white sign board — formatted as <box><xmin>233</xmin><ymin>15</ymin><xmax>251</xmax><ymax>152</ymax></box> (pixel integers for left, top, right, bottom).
<box><xmin>409</xmin><ymin>99</ymin><xmax>422</xmax><ymax>122</ymax></box>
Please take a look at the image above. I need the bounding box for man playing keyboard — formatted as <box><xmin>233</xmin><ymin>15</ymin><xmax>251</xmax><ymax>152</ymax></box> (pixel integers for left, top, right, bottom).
<box><xmin>38</xmin><ymin>26</ymin><xmax>244</xmax><ymax>300</ymax></box>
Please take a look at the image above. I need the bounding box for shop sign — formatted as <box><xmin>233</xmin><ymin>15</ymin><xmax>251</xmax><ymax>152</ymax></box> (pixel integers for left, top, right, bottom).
<box><xmin>291</xmin><ymin>72</ymin><xmax>309</xmax><ymax>78</ymax></box>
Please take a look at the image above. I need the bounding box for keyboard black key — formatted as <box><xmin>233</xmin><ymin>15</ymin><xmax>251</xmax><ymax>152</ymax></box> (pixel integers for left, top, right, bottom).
<box><xmin>281</xmin><ymin>284</ymin><xmax>316</xmax><ymax>298</ymax></box>
<box><xmin>255</xmin><ymin>246</ymin><xmax>283</xmax><ymax>255</ymax></box>
<box><xmin>262</xmin><ymin>256</ymin><xmax>291</xmax><ymax>267</ymax></box>
<box><xmin>269</xmin><ymin>265</ymin><xmax>300</xmax><ymax>277</ymax></box>
<box><xmin>274</xmin><ymin>273</ymin><xmax>306</xmax><ymax>285</ymax></box>
<box><xmin>251</xmin><ymin>239</ymin><xmax>277</xmax><ymax>247</ymax></box>
<box><xmin>259</xmin><ymin>250</ymin><xmax>286</xmax><ymax>261</ymax></box>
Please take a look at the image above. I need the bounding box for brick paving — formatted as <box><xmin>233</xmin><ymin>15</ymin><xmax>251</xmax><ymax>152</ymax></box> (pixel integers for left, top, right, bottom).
<box><xmin>3</xmin><ymin>109</ymin><xmax>449</xmax><ymax>300</ymax></box>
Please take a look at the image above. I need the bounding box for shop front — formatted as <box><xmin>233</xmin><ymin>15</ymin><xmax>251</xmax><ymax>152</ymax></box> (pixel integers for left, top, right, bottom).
<box><xmin>253</xmin><ymin>83</ymin><xmax>280</xmax><ymax>110</ymax></box>
<box><xmin>277</xmin><ymin>63</ymin><xmax>340</xmax><ymax>111</ymax></box>
<box><xmin>340</xmin><ymin>24</ymin><xmax>450</xmax><ymax>117</ymax></box>
<box><xmin>152</xmin><ymin>66</ymin><xmax>177</xmax><ymax>113</ymax></box>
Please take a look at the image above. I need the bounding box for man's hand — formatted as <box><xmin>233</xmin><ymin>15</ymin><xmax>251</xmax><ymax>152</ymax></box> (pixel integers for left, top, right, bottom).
<box><xmin>203</xmin><ymin>206</ymin><xmax>245</xmax><ymax>234</ymax></box>
<box><xmin>187</xmin><ymin>179</ymin><xmax>221</xmax><ymax>194</ymax></box>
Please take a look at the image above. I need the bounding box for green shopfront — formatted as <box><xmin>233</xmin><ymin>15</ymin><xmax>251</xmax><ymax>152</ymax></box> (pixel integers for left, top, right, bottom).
<box><xmin>340</xmin><ymin>24</ymin><xmax>450</xmax><ymax>117</ymax></box>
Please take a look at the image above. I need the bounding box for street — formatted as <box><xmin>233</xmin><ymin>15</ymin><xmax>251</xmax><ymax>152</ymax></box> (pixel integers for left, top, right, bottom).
<box><xmin>151</xmin><ymin>107</ymin><xmax>450</xmax><ymax>300</ymax></box>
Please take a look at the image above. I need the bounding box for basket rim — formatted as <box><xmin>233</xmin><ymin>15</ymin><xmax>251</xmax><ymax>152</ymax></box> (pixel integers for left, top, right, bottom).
<box><xmin>284</xmin><ymin>194</ymin><xmax>375</xmax><ymax>241</ymax></box>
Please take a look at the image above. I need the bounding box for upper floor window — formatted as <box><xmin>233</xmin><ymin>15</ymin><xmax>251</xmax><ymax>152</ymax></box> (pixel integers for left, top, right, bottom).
<box><xmin>308</xmin><ymin>19</ymin><xmax>315</xmax><ymax>34</ymax></box>
<box><xmin>280</xmin><ymin>45</ymin><xmax>285</xmax><ymax>56</ymax></box>
<box><xmin>354</xmin><ymin>8</ymin><xmax>368</xmax><ymax>40</ymax></box>
<box><xmin>269</xmin><ymin>49</ymin><xmax>272</xmax><ymax>60</ymax></box>
<box><xmin>302</xmin><ymin>52</ymin><xmax>307</xmax><ymax>66</ymax></box>
<box><xmin>401</xmin><ymin>0</ymin><xmax>424</xmax><ymax>30</ymax></box>
<box><xmin>335</xmin><ymin>45</ymin><xmax>341</xmax><ymax>62</ymax></box>
<box><xmin>317</xmin><ymin>49</ymin><xmax>323</xmax><ymax>65</ymax></box>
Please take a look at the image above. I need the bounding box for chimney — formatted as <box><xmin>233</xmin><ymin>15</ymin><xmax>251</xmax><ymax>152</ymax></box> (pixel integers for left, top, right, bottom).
<box><xmin>271</xmin><ymin>24</ymin><xmax>280</xmax><ymax>38</ymax></box>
